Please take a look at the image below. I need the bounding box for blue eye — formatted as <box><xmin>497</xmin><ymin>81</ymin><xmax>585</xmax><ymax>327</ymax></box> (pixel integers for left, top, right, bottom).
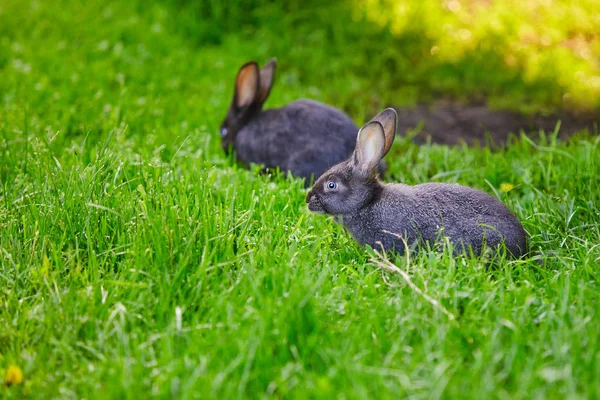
<box><xmin>220</xmin><ymin>127</ymin><xmax>228</xmax><ymax>137</ymax></box>
<box><xmin>327</xmin><ymin>181</ymin><xmax>337</xmax><ymax>190</ymax></box>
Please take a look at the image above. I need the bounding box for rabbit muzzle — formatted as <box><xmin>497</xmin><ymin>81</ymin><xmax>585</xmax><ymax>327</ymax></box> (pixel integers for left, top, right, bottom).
<box><xmin>306</xmin><ymin>190</ymin><xmax>326</xmax><ymax>214</ymax></box>
<box><xmin>222</xmin><ymin>139</ymin><xmax>234</xmax><ymax>155</ymax></box>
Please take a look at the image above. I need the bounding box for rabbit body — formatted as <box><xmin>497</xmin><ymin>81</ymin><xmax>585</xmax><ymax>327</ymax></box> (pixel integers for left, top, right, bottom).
<box><xmin>307</xmin><ymin>108</ymin><xmax>528</xmax><ymax>258</ymax></box>
<box><xmin>340</xmin><ymin>182</ymin><xmax>527</xmax><ymax>256</ymax></box>
<box><xmin>221</xmin><ymin>60</ymin><xmax>386</xmax><ymax>185</ymax></box>
<box><xmin>234</xmin><ymin>99</ymin><xmax>359</xmax><ymax>183</ymax></box>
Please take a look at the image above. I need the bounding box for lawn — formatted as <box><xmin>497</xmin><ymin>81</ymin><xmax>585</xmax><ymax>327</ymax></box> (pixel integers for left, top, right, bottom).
<box><xmin>1</xmin><ymin>0</ymin><xmax>599</xmax><ymax>398</ymax></box>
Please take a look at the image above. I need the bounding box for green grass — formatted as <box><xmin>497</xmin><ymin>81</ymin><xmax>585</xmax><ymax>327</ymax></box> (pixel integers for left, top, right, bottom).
<box><xmin>1</xmin><ymin>0</ymin><xmax>599</xmax><ymax>398</ymax></box>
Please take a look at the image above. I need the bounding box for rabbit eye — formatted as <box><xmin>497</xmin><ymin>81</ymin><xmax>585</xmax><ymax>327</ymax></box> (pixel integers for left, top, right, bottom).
<box><xmin>220</xmin><ymin>127</ymin><xmax>228</xmax><ymax>137</ymax></box>
<box><xmin>327</xmin><ymin>181</ymin><xmax>338</xmax><ymax>190</ymax></box>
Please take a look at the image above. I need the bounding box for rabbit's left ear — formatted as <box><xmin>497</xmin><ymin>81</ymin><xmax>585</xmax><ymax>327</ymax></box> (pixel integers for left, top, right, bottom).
<box><xmin>235</xmin><ymin>62</ymin><xmax>259</xmax><ymax>109</ymax></box>
<box><xmin>370</xmin><ymin>108</ymin><xmax>397</xmax><ymax>155</ymax></box>
<box><xmin>353</xmin><ymin>121</ymin><xmax>386</xmax><ymax>175</ymax></box>
<box><xmin>257</xmin><ymin>58</ymin><xmax>276</xmax><ymax>107</ymax></box>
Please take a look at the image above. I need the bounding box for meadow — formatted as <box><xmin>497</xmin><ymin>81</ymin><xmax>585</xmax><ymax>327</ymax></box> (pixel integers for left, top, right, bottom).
<box><xmin>1</xmin><ymin>0</ymin><xmax>599</xmax><ymax>398</ymax></box>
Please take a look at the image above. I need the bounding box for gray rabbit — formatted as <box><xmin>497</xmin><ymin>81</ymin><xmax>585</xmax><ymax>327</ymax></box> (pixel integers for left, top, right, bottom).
<box><xmin>220</xmin><ymin>59</ymin><xmax>385</xmax><ymax>186</ymax></box>
<box><xmin>306</xmin><ymin>108</ymin><xmax>527</xmax><ymax>257</ymax></box>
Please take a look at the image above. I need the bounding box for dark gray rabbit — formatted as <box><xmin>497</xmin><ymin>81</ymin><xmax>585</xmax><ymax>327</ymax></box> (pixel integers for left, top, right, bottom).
<box><xmin>220</xmin><ymin>59</ymin><xmax>384</xmax><ymax>186</ymax></box>
<box><xmin>306</xmin><ymin>108</ymin><xmax>527</xmax><ymax>257</ymax></box>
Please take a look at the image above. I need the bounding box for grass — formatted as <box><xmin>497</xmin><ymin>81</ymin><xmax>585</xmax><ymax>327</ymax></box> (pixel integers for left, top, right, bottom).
<box><xmin>1</xmin><ymin>0</ymin><xmax>599</xmax><ymax>398</ymax></box>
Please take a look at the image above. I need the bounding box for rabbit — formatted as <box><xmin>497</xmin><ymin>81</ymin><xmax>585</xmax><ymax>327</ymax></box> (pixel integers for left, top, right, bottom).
<box><xmin>306</xmin><ymin>108</ymin><xmax>528</xmax><ymax>258</ymax></box>
<box><xmin>219</xmin><ymin>58</ymin><xmax>385</xmax><ymax>186</ymax></box>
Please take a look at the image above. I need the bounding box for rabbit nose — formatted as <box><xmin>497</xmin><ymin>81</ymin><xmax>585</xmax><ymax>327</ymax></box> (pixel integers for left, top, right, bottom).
<box><xmin>222</xmin><ymin>140</ymin><xmax>235</xmax><ymax>156</ymax></box>
<box><xmin>306</xmin><ymin>190</ymin><xmax>314</xmax><ymax>203</ymax></box>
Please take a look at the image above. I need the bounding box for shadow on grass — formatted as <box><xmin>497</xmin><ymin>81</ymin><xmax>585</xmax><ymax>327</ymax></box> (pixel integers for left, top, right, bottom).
<box><xmin>393</xmin><ymin>101</ymin><xmax>599</xmax><ymax>147</ymax></box>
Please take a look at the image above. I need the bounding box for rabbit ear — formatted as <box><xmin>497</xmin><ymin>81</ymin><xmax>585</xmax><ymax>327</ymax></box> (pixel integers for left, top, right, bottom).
<box><xmin>370</xmin><ymin>108</ymin><xmax>397</xmax><ymax>154</ymax></box>
<box><xmin>235</xmin><ymin>62</ymin><xmax>259</xmax><ymax>109</ymax></box>
<box><xmin>257</xmin><ymin>58</ymin><xmax>276</xmax><ymax>106</ymax></box>
<box><xmin>353</xmin><ymin>121</ymin><xmax>386</xmax><ymax>174</ymax></box>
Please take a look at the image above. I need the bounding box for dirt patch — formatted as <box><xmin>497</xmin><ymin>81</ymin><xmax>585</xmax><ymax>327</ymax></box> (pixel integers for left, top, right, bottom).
<box><xmin>393</xmin><ymin>102</ymin><xmax>599</xmax><ymax>147</ymax></box>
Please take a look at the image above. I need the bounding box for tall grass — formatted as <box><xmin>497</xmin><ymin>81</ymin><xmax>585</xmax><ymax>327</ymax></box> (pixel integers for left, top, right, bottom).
<box><xmin>1</xmin><ymin>0</ymin><xmax>599</xmax><ymax>398</ymax></box>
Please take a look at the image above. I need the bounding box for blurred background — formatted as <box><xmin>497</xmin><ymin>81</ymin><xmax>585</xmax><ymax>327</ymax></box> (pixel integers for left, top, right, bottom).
<box><xmin>1</xmin><ymin>0</ymin><xmax>599</xmax><ymax>147</ymax></box>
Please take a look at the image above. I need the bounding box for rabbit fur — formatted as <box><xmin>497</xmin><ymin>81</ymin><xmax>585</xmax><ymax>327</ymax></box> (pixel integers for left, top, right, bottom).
<box><xmin>220</xmin><ymin>59</ymin><xmax>385</xmax><ymax>186</ymax></box>
<box><xmin>306</xmin><ymin>108</ymin><xmax>527</xmax><ymax>257</ymax></box>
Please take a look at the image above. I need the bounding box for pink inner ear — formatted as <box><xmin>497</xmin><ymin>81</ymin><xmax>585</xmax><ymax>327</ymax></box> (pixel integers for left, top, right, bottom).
<box><xmin>357</xmin><ymin>123</ymin><xmax>385</xmax><ymax>170</ymax></box>
<box><xmin>236</xmin><ymin>66</ymin><xmax>258</xmax><ymax>108</ymax></box>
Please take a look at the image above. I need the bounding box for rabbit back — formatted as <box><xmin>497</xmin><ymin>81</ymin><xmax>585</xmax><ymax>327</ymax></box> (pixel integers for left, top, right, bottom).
<box><xmin>234</xmin><ymin>99</ymin><xmax>358</xmax><ymax>183</ymax></box>
<box><xmin>344</xmin><ymin>182</ymin><xmax>527</xmax><ymax>257</ymax></box>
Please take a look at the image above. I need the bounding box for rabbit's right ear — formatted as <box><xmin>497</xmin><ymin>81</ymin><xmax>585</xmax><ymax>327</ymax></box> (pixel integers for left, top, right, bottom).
<box><xmin>257</xmin><ymin>58</ymin><xmax>276</xmax><ymax>106</ymax></box>
<box><xmin>235</xmin><ymin>62</ymin><xmax>260</xmax><ymax>109</ymax></box>
<box><xmin>370</xmin><ymin>108</ymin><xmax>397</xmax><ymax>155</ymax></box>
<box><xmin>353</xmin><ymin>121</ymin><xmax>386</xmax><ymax>175</ymax></box>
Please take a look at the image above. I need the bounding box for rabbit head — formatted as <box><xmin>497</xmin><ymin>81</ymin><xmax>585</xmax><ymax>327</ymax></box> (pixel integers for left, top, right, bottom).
<box><xmin>220</xmin><ymin>58</ymin><xmax>276</xmax><ymax>153</ymax></box>
<box><xmin>306</xmin><ymin>108</ymin><xmax>397</xmax><ymax>215</ymax></box>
